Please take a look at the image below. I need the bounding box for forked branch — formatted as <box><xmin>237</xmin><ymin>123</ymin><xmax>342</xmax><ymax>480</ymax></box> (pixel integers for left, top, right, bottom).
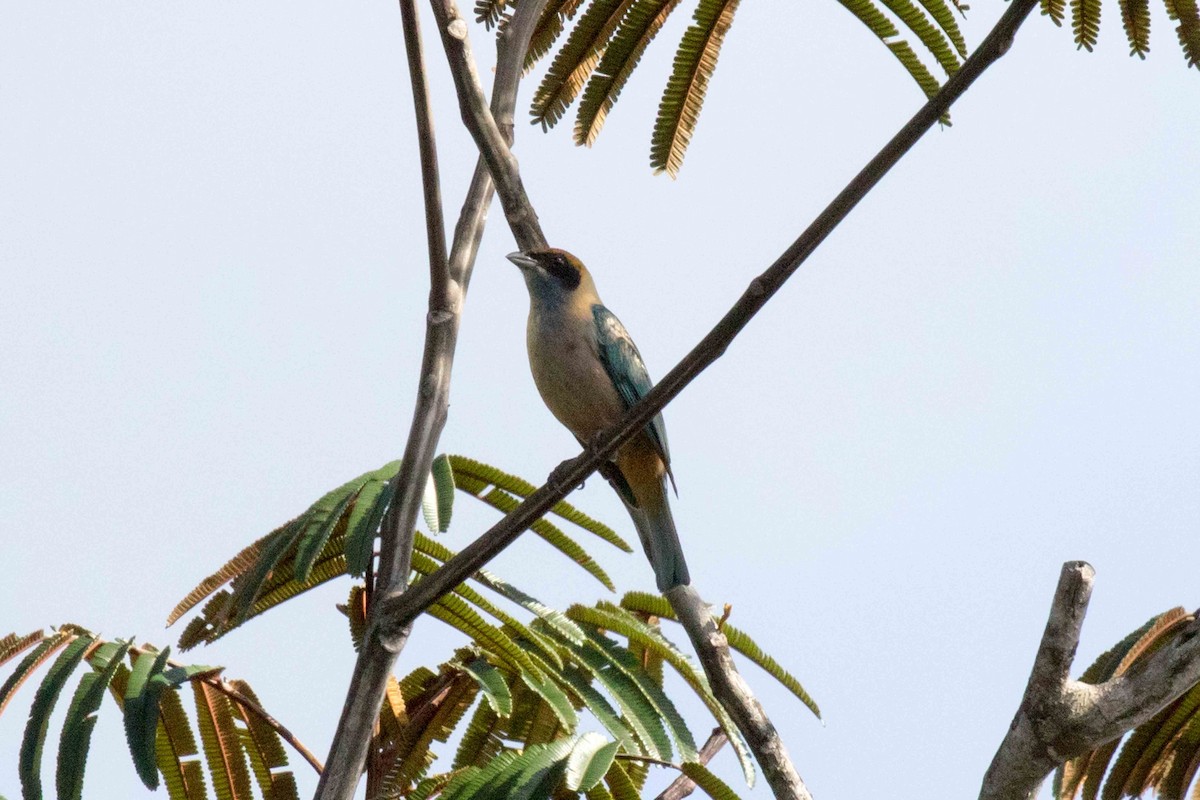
<box><xmin>981</xmin><ymin>562</ymin><xmax>1200</xmax><ymax>800</ymax></box>
<box><xmin>313</xmin><ymin>0</ymin><xmax>548</xmax><ymax>795</ymax></box>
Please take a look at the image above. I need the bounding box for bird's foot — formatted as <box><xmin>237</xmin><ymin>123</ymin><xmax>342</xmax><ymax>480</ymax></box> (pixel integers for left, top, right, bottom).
<box><xmin>547</xmin><ymin>460</ymin><xmax>578</xmax><ymax>494</ymax></box>
<box><xmin>585</xmin><ymin>430</ymin><xmax>611</xmax><ymax>459</ymax></box>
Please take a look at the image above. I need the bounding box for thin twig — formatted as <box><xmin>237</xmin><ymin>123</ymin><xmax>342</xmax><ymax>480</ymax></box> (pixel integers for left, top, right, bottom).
<box><xmin>656</xmin><ymin>728</ymin><xmax>729</xmax><ymax>800</ymax></box>
<box><xmin>376</xmin><ymin>0</ymin><xmax>452</xmax><ymax>599</ymax></box>
<box><xmin>218</xmin><ymin>678</ymin><xmax>326</xmax><ymax>775</ymax></box>
<box><xmin>980</xmin><ymin>562</ymin><xmax>1200</xmax><ymax>800</ymax></box>
<box><xmin>610</xmin><ymin>727</ymin><xmax>728</xmax><ymax>782</ymax></box>
<box><xmin>126</xmin><ymin>644</ymin><xmax>324</xmax><ymax>774</ymax></box>
<box><xmin>375</xmin><ymin>0</ymin><xmax>453</xmax><ymax>624</ymax></box>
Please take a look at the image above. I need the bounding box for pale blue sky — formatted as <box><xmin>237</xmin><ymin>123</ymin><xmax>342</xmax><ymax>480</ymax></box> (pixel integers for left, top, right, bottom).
<box><xmin>1</xmin><ymin>2</ymin><xmax>1197</xmax><ymax>799</ymax></box>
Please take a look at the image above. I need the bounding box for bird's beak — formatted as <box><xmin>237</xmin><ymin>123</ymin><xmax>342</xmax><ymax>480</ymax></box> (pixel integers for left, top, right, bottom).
<box><xmin>506</xmin><ymin>251</ymin><xmax>538</xmax><ymax>271</ymax></box>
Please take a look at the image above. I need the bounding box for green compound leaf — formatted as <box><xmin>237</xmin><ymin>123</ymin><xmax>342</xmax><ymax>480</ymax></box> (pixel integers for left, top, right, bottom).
<box><xmin>461</xmin><ymin>657</ymin><xmax>514</xmax><ymax>717</ymax></box>
<box><xmin>56</xmin><ymin>638</ymin><xmax>132</xmax><ymax>800</ymax></box>
<box><xmin>565</xmin><ymin>733</ymin><xmax>618</xmax><ymax>792</ymax></box>
<box><xmin>124</xmin><ymin>646</ymin><xmax>174</xmax><ymax>789</ymax></box>
<box><xmin>19</xmin><ymin>633</ymin><xmax>94</xmax><ymax>800</ymax></box>
<box><xmin>423</xmin><ymin>454</ymin><xmax>457</xmax><ymax>535</ymax></box>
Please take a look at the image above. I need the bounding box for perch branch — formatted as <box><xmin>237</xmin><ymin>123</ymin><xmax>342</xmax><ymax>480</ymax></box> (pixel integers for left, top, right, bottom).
<box><xmin>980</xmin><ymin>562</ymin><xmax>1200</xmax><ymax>800</ymax></box>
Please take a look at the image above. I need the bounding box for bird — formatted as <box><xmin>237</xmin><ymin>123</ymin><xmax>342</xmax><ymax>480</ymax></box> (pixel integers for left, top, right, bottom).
<box><xmin>507</xmin><ymin>247</ymin><xmax>690</xmax><ymax>593</ymax></box>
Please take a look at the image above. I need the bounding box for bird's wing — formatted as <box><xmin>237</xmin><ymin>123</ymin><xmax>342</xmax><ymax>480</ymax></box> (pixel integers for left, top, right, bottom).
<box><xmin>592</xmin><ymin>304</ymin><xmax>673</xmax><ymax>474</ymax></box>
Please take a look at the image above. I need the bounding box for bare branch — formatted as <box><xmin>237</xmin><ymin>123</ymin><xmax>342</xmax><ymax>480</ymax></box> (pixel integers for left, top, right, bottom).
<box><xmin>980</xmin><ymin>561</ymin><xmax>1098</xmax><ymax>800</ymax></box>
<box><xmin>312</xmin><ymin>0</ymin><xmax>549</xmax><ymax>794</ymax></box>
<box><xmin>219</xmin><ymin>678</ymin><xmax>326</xmax><ymax>776</ymax></box>
<box><xmin>313</xmin><ymin>0</ymin><xmax>449</xmax><ymax>791</ymax></box>
<box><xmin>667</xmin><ymin>585</ymin><xmax>813</xmax><ymax>800</ymax></box>
<box><xmin>980</xmin><ymin>562</ymin><xmax>1200</xmax><ymax>800</ymax></box>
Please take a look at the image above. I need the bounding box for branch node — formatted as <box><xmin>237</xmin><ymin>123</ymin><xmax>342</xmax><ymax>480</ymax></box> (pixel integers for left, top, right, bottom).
<box><xmin>447</xmin><ymin>18</ymin><xmax>468</xmax><ymax>39</ymax></box>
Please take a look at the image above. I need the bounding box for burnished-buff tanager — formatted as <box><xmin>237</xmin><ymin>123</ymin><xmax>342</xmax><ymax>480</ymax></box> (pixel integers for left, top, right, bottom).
<box><xmin>507</xmin><ymin>248</ymin><xmax>689</xmax><ymax>593</ymax></box>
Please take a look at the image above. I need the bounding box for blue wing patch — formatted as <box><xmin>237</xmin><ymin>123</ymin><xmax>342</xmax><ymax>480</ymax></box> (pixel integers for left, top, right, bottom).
<box><xmin>592</xmin><ymin>304</ymin><xmax>675</xmax><ymax>490</ymax></box>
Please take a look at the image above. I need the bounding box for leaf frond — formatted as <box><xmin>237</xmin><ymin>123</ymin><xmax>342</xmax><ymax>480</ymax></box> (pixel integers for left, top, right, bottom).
<box><xmin>476</xmin><ymin>0</ymin><xmax>510</xmax><ymax>28</ymax></box>
<box><xmin>569</xmin><ymin>611</ymin><xmax>696</xmax><ymax>761</ymax></box>
<box><xmin>423</xmin><ymin>454</ymin><xmax>457</xmax><ymax>535</ymax></box>
<box><xmin>452</xmin><ymin>700</ymin><xmax>506</xmax><ymax>770</ymax></box>
<box><xmin>543</xmin><ymin>626</ymin><xmax>670</xmax><ymax>760</ymax></box>
<box><xmin>154</xmin><ymin>681</ymin><xmax>208</xmax><ymax>800</ymax></box>
<box><xmin>389</xmin><ymin>670</ymin><xmax>479</xmax><ymax>791</ymax></box>
<box><xmin>531</xmin><ymin>0</ymin><xmax>637</xmax><ymax>128</ymax></box>
<box><xmin>527</xmin><ymin>0</ymin><xmax>590</xmax><ymax>67</ymax></box>
<box><xmin>602</xmin><ymin>759</ymin><xmax>642</xmax><ymax>800</ymax></box>
<box><xmin>913</xmin><ymin>0</ymin><xmax>968</xmax><ymax>54</ymax></box>
<box><xmin>192</xmin><ymin>680</ymin><xmax>254</xmax><ymax>800</ymax></box>
<box><xmin>1071</xmin><ymin>0</ymin><xmax>1103</xmax><ymax>50</ymax></box>
<box><xmin>576</xmin><ymin>0</ymin><xmax>685</xmax><ymax>145</ymax></box>
<box><xmin>650</xmin><ymin>0</ymin><xmax>742</xmax><ymax>176</ymax></box>
<box><xmin>878</xmin><ymin>0</ymin><xmax>962</xmax><ymax>73</ymax></box>
<box><xmin>1167</xmin><ymin>0</ymin><xmax>1200</xmax><ymax>67</ymax></box>
<box><xmin>467</xmin><ymin>484</ymin><xmax>617</xmax><ymax>590</ymax></box>
<box><xmin>20</xmin><ymin>633</ymin><xmax>94</xmax><ymax>800</ymax></box>
<box><xmin>0</xmin><ymin>630</ymin><xmax>45</xmax><ymax>671</ymax></box>
<box><xmin>680</xmin><ymin>761</ymin><xmax>744</xmax><ymax>800</ymax></box>
<box><xmin>227</xmin><ymin>679</ymin><xmax>296</xmax><ymax>800</ymax></box>
<box><xmin>1119</xmin><ymin>0</ymin><xmax>1152</xmax><ymax>55</ymax></box>
<box><xmin>449</xmin><ymin>456</ymin><xmax>629</xmax><ymax>552</ymax></box>
<box><xmin>56</xmin><ymin>638</ymin><xmax>132</xmax><ymax>800</ymax></box>
<box><xmin>1</xmin><ymin>632</ymin><xmax>72</xmax><ymax>720</ymax></box>
<box><xmin>620</xmin><ymin>592</ymin><xmax>820</xmax><ymax>719</ymax></box>
<box><xmin>1056</xmin><ymin>609</ymin><xmax>1200</xmax><ymax>800</ymax></box>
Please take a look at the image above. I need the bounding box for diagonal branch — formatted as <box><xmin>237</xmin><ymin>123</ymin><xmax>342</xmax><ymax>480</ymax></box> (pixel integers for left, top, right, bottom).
<box><xmin>427</xmin><ymin>0</ymin><xmax>548</xmax><ymax>251</ymax></box>
<box><xmin>981</xmin><ymin>561</ymin><xmax>1200</xmax><ymax>800</ymax></box>
<box><xmin>668</xmin><ymin>585</ymin><xmax>811</xmax><ymax>799</ymax></box>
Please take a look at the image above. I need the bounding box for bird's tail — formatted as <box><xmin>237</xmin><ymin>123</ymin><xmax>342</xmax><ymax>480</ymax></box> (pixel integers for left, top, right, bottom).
<box><xmin>631</xmin><ymin>485</ymin><xmax>690</xmax><ymax>593</ymax></box>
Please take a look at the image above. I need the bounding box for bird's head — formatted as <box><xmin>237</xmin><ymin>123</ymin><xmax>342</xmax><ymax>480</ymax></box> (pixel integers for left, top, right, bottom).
<box><xmin>506</xmin><ymin>248</ymin><xmax>595</xmax><ymax>304</ymax></box>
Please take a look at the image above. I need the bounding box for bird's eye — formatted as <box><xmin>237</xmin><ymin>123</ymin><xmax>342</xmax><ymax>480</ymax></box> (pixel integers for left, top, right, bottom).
<box><xmin>543</xmin><ymin>253</ymin><xmax>581</xmax><ymax>290</ymax></box>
